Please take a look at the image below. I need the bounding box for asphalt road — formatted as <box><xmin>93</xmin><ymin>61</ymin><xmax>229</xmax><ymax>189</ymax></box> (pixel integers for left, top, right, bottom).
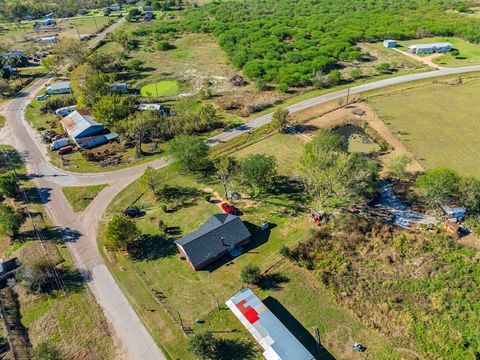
<box><xmin>207</xmin><ymin>64</ymin><xmax>480</xmax><ymax>145</ymax></box>
<box><xmin>2</xmin><ymin>53</ymin><xmax>480</xmax><ymax>359</ymax></box>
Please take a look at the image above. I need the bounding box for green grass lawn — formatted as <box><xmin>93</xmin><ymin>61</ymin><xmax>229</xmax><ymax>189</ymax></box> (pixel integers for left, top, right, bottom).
<box><xmin>234</xmin><ymin>133</ymin><xmax>304</xmax><ymax>175</ymax></box>
<box><xmin>62</xmin><ymin>184</ymin><xmax>108</xmax><ymax>212</ymax></box>
<box><xmin>140</xmin><ymin>80</ymin><xmax>180</xmax><ymax>97</ymax></box>
<box><xmin>398</xmin><ymin>37</ymin><xmax>480</xmax><ymax>67</ymax></box>
<box><xmin>99</xmin><ymin>130</ymin><xmax>401</xmax><ymax>358</ymax></box>
<box><xmin>368</xmin><ymin>76</ymin><xmax>480</xmax><ymax>177</ymax></box>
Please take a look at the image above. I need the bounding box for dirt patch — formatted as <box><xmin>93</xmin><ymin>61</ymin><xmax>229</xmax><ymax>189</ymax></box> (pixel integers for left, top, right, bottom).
<box><xmin>214</xmin><ymin>92</ymin><xmax>286</xmax><ymax>117</ymax></box>
<box><xmin>295</xmin><ymin>102</ymin><xmax>423</xmax><ymax>174</ymax></box>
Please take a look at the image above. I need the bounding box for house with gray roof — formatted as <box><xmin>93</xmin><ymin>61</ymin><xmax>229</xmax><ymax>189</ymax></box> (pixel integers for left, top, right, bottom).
<box><xmin>175</xmin><ymin>214</ymin><xmax>251</xmax><ymax>270</ymax></box>
<box><xmin>408</xmin><ymin>42</ymin><xmax>452</xmax><ymax>55</ymax></box>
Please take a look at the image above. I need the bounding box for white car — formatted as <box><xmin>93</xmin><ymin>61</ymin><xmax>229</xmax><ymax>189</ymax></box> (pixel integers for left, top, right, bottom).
<box><xmin>36</xmin><ymin>94</ymin><xmax>49</xmax><ymax>101</ymax></box>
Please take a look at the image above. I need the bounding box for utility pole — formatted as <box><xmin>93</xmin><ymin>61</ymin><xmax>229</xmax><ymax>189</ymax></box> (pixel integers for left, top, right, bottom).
<box><xmin>312</xmin><ymin>326</ymin><xmax>322</xmax><ymax>358</ymax></box>
<box><xmin>92</xmin><ymin>15</ymin><xmax>99</xmax><ymax>32</ymax></box>
<box><xmin>177</xmin><ymin>310</ymin><xmax>184</xmax><ymax>329</ymax></box>
<box><xmin>75</xmin><ymin>24</ymin><xmax>81</xmax><ymax>41</ymax></box>
<box><xmin>346</xmin><ymin>87</ymin><xmax>350</xmax><ymax>105</ymax></box>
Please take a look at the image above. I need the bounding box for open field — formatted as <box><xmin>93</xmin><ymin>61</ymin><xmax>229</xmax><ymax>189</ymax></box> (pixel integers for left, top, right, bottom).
<box><xmin>397</xmin><ymin>37</ymin><xmax>480</xmax><ymax>67</ymax></box>
<box><xmin>368</xmin><ymin>76</ymin><xmax>480</xmax><ymax>177</ymax></box>
<box><xmin>62</xmin><ymin>184</ymin><xmax>108</xmax><ymax>212</ymax></box>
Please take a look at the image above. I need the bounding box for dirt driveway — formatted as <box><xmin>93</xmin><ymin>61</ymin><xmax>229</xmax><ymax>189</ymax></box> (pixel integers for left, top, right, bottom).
<box><xmin>393</xmin><ymin>48</ymin><xmax>445</xmax><ymax>70</ymax></box>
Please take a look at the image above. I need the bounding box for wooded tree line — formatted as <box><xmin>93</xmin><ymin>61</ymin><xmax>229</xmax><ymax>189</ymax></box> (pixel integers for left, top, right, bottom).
<box><xmin>129</xmin><ymin>0</ymin><xmax>480</xmax><ymax>87</ymax></box>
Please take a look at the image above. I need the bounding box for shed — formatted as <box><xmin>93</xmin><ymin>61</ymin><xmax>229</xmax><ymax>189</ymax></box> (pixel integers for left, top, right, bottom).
<box><xmin>144</xmin><ymin>11</ymin><xmax>154</xmax><ymax>21</ymax></box>
<box><xmin>441</xmin><ymin>205</ymin><xmax>466</xmax><ymax>219</ymax></box>
<box><xmin>76</xmin><ymin>132</ymin><xmax>119</xmax><ymax>149</ymax></box>
<box><xmin>46</xmin><ymin>81</ymin><xmax>71</xmax><ymax>95</ymax></box>
<box><xmin>226</xmin><ymin>288</ymin><xmax>314</xmax><ymax>360</ymax></box>
<box><xmin>175</xmin><ymin>214</ymin><xmax>251</xmax><ymax>270</ymax></box>
<box><xmin>60</xmin><ymin>110</ymin><xmax>105</xmax><ymax>147</ymax></box>
<box><xmin>383</xmin><ymin>39</ymin><xmax>397</xmax><ymax>48</ymax></box>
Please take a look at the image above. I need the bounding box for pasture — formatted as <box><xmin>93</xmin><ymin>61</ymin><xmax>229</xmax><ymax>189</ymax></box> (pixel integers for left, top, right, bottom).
<box><xmin>368</xmin><ymin>76</ymin><xmax>480</xmax><ymax>177</ymax></box>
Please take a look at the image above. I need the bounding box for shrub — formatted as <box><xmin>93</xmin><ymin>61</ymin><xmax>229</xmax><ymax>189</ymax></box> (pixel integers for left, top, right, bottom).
<box><xmin>188</xmin><ymin>331</ymin><xmax>217</xmax><ymax>359</ymax></box>
<box><xmin>279</xmin><ymin>245</ymin><xmax>290</xmax><ymax>257</ymax></box>
<box><xmin>241</xmin><ymin>263</ymin><xmax>261</xmax><ymax>284</ymax></box>
<box><xmin>157</xmin><ymin>40</ymin><xmax>174</xmax><ymax>51</ymax></box>
<box><xmin>31</xmin><ymin>341</ymin><xmax>63</xmax><ymax>360</ymax></box>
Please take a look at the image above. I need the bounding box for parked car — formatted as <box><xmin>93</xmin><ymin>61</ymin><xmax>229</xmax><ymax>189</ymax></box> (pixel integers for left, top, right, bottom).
<box><xmin>50</xmin><ymin>138</ymin><xmax>69</xmax><ymax>151</ymax></box>
<box><xmin>221</xmin><ymin>203</ymin><xmax>237</xmax><ymax>215</ymax></box>
<box><xmin>123</xmin><ymin>207</ymin><xmax>145</xmax><ymax>218</ymax></box>
<box><xmin>58</xmin><ymin>145</ymin><xmax>73</xmax><ymax>155</ymax></box>
<box><xmin>36</xmin><ymin>94</ymin><xmax>49</xmax><ymax>101</ymax></box>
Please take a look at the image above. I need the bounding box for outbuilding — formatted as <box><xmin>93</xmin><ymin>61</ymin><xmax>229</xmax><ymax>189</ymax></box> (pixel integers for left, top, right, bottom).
<box><xmin>383</xmin><ymin>39</ymin><xmax>397</xmax><ymax>48</ymax></box>
<box><xmin>46</xmin><ymin>81</ymin><xmax>71</xmax><ymax>95</ymax></box>
<box><xmin>226</xmin><ymin>288</ymin><xmax>315</xmax><ymax>360</ymax></box>
<box><xmin>441</xmin><ymin>205</ymin><xmax>466</xmax><ymax>219</ymax></box>
<box><xmin>175</xmin><ymin>214</ymin><xmax>251</xmax><ymax>270</ymax></box>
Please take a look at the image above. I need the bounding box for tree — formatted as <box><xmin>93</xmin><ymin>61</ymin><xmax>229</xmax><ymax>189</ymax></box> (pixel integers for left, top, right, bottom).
<box><xmin>187</xmin><ymin>331</ymin><xmax>217</xmax><ymax>360</ymax></box>
<box><xmin>198</xmin><ymin>104</ymin><xmax>217</xmax><ymax>124</ymax></box>
<box><xmin>415</xmin><ymin>168</ymin><xmax>461</xmax><ymax>208</ymax></box>
<box><xmin>104</xmin><ymin>214</ymin><xmax>140</xmax><ymax>251</ymax></box>
<box><xmin>156</xmin><ymin>40</ymin><xmax>173</xmax><ymax>51</ymax></box>
<box><xmin>31</xmin><ymin>341</ymin><xmax>62</xmax><ymax>360</ymax></box>
<box><xmin>40</xmin><ymin>56</ymin><xmax>61</xmax><ymax>77</ymax></box>
<box><xmin>241</xmin><ymin>153</ymin><xmax>277</xmax><ymax>196</ymax></box>
<box><xmin>0</xmin><ymin>171</ymin><xmax>18</xmax><ymax>198</ymax></box>
<box><xmin>71</xmin><ymin>64</ymin><xmax>109</xmax><ymax>108</ymax></box>
<box><xmin>115</xmin><ymin>112</ymin><xmax>154</xmax><ymax>157</ymax></box>
<box><xmin>376</xmin><ymin>62</ymin><xmax>392</xmax><ymax>74</ymax></box>
<box><xmin>125</xmin><ymin>58</ymin><xmax>144</xmax><ymax>71</ymax></box>
<box><xmin>31</xmin><ymin>341</ymin><xmax>63</xmax><ymax>360</ymax></box>
<box><xmin>0</xmin><ymin>203</ymin><xmax>23</xmax><ymax>238</ymax></box>
<box><xmin>212</xmin><ymin>157</ymin><xmax>239</xmax><ymax>198</ymax></box>
<box><xmin>92</xmin><ymin>94</ymin><xmax>132</xmax><ymax>128</ymax></box>
<box><xmin>460</xmin><ymin>176</ymin><xmax>480</xmax><ymax>214</ymax></box>
<box><xmin>327</xmin><ymin>70</ymin><xmax>342</xmax><ymax>86</ymax></box>
<box><xmin>22</xmin><ymin>257</ymin><xmax>56</xmax><ymax>293</ymax></box>
<box><xmin>297</xmin><ymin>130</ymin><xmax>378</xmax><ymax>215</ymax></box>
<box><xmin>0</xmin><ymin>78</ymin><xmax>11</xmax><ymax>97</ymax></box>
<box><xmin>140</xmin><ymin>166</ymin><xmax>160</xmax><ymax>197</ymax></box>
<box><xmin>241</xmin><ymin>263</ymin><xmax>261</xmax><ymax>285</ymax></box>
<box><xmin>350</xmin><ymin>68</ymin><xmax>362</xmax><ymax>80</ymax></box>
<box><xmin>112</xmin><ymin>30</ymin><xmax>136</xmax><ymax>51</ymax></box>
<box><xmin>170</xmin><ymin>135</ymin><xmax>209</xmax><ymax>172</ymax></box>
<box><xmin>386</xmin><ymin>155</ymin><xmax>411</xmax><ymax>181</ymax></box>
<box><xmin>270</xmin><ymin>108</ymin><xmax>290</xmax><ymax>133</ymax></box>
<box><xmin>53</xmin><ymin>38</ymin><xmax>87</xmax><ymax>67</ymax></box>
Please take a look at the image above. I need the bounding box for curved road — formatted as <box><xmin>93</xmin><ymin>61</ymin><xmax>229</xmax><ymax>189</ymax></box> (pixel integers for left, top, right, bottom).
<box><xmin>1</xmin><ymin>61</ymin><xmax>480</xmax><ymax>359</ymax></box>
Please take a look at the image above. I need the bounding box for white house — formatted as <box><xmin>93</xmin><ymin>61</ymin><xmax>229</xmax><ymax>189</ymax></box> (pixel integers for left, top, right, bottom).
<box><xmin>46</xmin><ymin>81</ymin><xmax>71</xmax><ymax>95</ymax></box>
<box><xmin>408</xmin><ymin>42</ymin><xmax>452</xmax><ymax>55</ymax></box>
<box><xmin>109</xmin><ymin>3</ymin><xmax>122</xmax><ymax>11</ymax></box>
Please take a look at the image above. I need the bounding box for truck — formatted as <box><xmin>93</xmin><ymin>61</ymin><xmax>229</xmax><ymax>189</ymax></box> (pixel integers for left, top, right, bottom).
<box><xmin>50</xmin><ymin>138</ymin><xmax>68</xmax><ymax>151</ymax></box>
<box><xmin>58</xmin><ymin>146</ymin><xmax>73</xmax><ymax>155</ymax></box>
